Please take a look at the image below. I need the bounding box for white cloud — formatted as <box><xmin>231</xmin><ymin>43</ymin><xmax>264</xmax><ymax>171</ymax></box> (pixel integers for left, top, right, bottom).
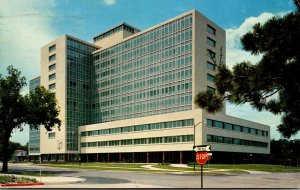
<box><xmin>0</xmin><ymin>0</ymin><xmax>58</xmax><ymax>145</ymax></box>
<box><xmin>225</xmin><ymin>11</ymin><xmax>289</xmax><ymax>69</ymax></box>
<box><xmin>103</xmin><ymin>0</ymin><xmax>116</xmax><ymax>6</ymax></box>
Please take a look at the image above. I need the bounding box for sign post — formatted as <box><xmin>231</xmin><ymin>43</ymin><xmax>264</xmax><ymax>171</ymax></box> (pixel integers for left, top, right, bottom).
<box><xmin>194</xmin><ymin>145</ymin><xmax>212</xmax><ymax>189</ymax></box>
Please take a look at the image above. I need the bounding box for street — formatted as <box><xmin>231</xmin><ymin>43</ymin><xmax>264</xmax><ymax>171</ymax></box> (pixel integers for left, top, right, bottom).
<box><xmin>4</xmin><ymin>163</ymin><xmax>300</xmax><ymax>188</ymax></box>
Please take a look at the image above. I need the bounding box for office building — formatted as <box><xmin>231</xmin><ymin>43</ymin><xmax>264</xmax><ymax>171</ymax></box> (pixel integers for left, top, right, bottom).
<box><xmin>29</xmin><ymin>10</ymin><xmax>270</xmax><ymax>163</ymax></box>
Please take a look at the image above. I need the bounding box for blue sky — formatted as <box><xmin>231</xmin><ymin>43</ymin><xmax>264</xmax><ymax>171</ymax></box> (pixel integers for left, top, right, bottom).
<box><xmin>0</xmin><ymin>0</ymin><xmax>297</xmax><ymax>145</ymax></box>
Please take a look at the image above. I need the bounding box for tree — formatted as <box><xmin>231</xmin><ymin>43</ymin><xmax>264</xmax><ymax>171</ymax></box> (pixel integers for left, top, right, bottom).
<box><xmin>270</xmin><ymin>139</ymin><xmax>300</xmax><ymax>166</ymax></box>
<box><xmin>0</xmin><ymin>141</ymin><xmax>27</xmax><ymax>161</ymax></box>
<box><xmin>195</xmin><ymin>0</ymin><xmax>300</xmax><ymax>138</ymax></box>
<box><xmin>0</xmin><ymin>65</ymin><xmax>61</xmax><ymax>173</ymax></box>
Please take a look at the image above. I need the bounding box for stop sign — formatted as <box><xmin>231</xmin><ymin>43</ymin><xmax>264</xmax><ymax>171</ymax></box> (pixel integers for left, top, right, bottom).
<box><xmin>196</xmin><ymin>152</ymin><xmax>208</xmax><ymax>165</ymax></box>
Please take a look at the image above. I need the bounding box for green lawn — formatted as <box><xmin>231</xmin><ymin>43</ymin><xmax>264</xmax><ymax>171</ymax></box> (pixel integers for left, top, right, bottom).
<box><xmin>44</xmin><ymin>162</ymin><xmax>300</xmax><ymax>174</ymax></box>
<box><xmin>196</xmin><ymin>163</ymin><xmax>300</xmax><ymax>172</ymax></box>
<box><xmin>8</xmin><ymin>171</ymin><xmax>56</xmax><ymax>177</ymax></box>
<box><xmin>45</xmin><ymin>162</ymin><xmax>165</xmax><ymax>172</ymax></box>
<box><xmin>0</xmin><ymin>175</ymin><xmax>37</xmax><ymax>184</ymax></box>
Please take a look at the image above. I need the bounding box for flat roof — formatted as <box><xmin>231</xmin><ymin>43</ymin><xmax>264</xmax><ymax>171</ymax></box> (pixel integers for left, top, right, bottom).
<box><xmin>93</xmin><ymin>22</ymin><xmax>140</xmax><ymax>41</ymax></box>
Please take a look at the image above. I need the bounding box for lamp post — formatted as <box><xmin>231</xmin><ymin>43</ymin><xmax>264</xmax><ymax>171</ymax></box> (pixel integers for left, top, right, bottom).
<box><xmin>193</xmin><ymin>119</ymin><xmax>207</xmax><ymax>171</ymax></box>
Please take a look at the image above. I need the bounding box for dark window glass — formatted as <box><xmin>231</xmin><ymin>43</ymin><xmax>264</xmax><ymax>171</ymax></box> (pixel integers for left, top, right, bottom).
<box><xmin>207</xmin><ymin>49</ymin><xmax>216</xmax><ymax>59</ymax></box>
<box><xmin>48</xmin><ymin>73</ymin><xmax>56</xmax><ymax>80</ymax></box>
<box><xmin>207</xmin><ymin>119</ymin><xmax>213</xmax><ymax>127</ymax></box>
<box><xmin>207</xmin><ymin>62</ymin><xmax>215</xmax><ymax>71</ymax></box>
<box><xmin>207</xmin><ymin>37</ymin><xmax>216</xmax><ymax>47</ymax></box>
<box><xmin>49</xmin><ymin>64</ymin><xmax>56</xmax><ymax>71</ymax></box>
<box><xmin>224</xmin><ymin>123</ymin><xmax>233</xmax><ymax>130</ymax></box>
<box><xmin>207</xmin><ymin>86</ymin><xmax>216</xmax><ymax>93</ymax></box>
<box><xmin>207</xmin><ymin>24</ymin><xmax>216</xmax><ymax>35</ymax></box>
<box><xmin>207</xmin><ymin>74</ymin><xmax>215</xmax><ymax>82</ymax></box>
<box><xmin>215</xmin><ymin>121</ymin><xmax>223</xmax><ymax>128</ymax></box>
<box><xmin>49</xmin><ymin>44</ymin><xmax>56</xmax><ymax>52</ymax></box>
<box><xmin>49</xmin><ymin>54</ymin><xmax>56</xmax><ymax>62</ymax></box>
<box><xmin>233</xmin><ymin>125</ymin><xmax>242</xmax><ymax>132</ymax></box>
<box><xmin>49</xmin><ymin>83</ymin><xmax>56</xmax><ymax>90</ymax></box>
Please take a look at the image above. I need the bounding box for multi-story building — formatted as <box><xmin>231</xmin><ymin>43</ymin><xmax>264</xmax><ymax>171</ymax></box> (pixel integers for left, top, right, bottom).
<box><xmin>29</xmin><ymin>10</ymin><xmax>270</xmax><ymax>164</ymax></box>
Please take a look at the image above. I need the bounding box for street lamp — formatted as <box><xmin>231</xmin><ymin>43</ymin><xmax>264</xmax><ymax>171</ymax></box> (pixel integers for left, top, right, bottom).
<box><xmin>72</xmin><ymin>132</ymin><xmax>81</xmax><ymax>166</ymax></box>
<box><xmin>193</xmin><ymin>119</ymin><xmax>207</xmax><ymax>171</ymax></box>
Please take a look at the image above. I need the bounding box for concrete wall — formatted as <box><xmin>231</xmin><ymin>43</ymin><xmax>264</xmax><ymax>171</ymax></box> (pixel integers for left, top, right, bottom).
<box><xmin>40</xmin><ymin>35</ymin><xmax>67</xmax><ymax>154</ymax></box>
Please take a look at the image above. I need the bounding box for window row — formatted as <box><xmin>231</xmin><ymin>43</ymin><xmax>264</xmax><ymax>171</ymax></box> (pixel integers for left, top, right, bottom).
<box><xmin>95</xmin><ymin>56</ymin><xmax>192</xmax><ymax>81</ymax></box>
<box><xmin>98</xmin><ymin>69</ymin><xmax>192</xmax><ymax>91</ymax></box>
<box><xmin>81</xmin><ymin>119</ymin><xmax>194</xmax><ymax>137</ymax></box>
<box><xmin>96</xmin><ymin>95</ymin><xmax>192</xmax><ymax>118</ymax></box>
<box><xmin>99</xmin><ymin>82</ymin><xmax>192</xmax><ymax>107</ymax></box>
<box><xmin>94</xmin><ymin>15</ymin><xmax>192</xmax><ymax>60</ymax></box>
<box><xmin>81</xmin><ymin>135</ymin><xmax>194</xmax><ymax>148</ymax></box>
<box><xmin>96</xmin><ymin>43</ymin><xmax>192</xmax><ymax>75</ymax></box>
<box><xmin>67</xmin><ymin>37</ymin><xmax>98</xmax><ymax>53</ymax></box>
<box><xmin>207</xmin><ymin>119</ymin><xmax>269</xmax><ymax>137</ymax></box>
<box><xmin>207</xmin><ymin>134</ymin><xmax>268</xmax><ymax>148</ymax></box>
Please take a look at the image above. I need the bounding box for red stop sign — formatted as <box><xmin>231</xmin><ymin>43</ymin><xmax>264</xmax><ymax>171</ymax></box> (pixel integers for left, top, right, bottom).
<box><xmin>196</xmin><ymin>152</ymin><xmax>208</xmax><ymax>165</ymax></box>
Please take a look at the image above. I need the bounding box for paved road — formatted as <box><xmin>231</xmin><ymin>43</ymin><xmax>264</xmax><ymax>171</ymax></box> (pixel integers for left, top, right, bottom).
<box><xmin>6</xmin><ymin>163</ymin><xmax>300</xmax><ymax>188</ymax></box>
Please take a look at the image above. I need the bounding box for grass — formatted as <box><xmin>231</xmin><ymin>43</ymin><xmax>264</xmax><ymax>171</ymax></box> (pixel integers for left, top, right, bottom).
<box><xmin>44</xmin><ymin>162</ymin><xmax>300</xmax><ymax>174</ymax></box>
<box><xmin>201</xmin><ymin>164</ymin><xmax>300</xmax><ymax>172</ymax></box>
<box><xmin>0</xmin><ymin>175</ymin><xmax>37</xmax><ymax>184</ymax></box>
<box><xmin>8</xmin><ymin>171</ymin><xmax>56</xmax><ymax>177</ymax></box>
<box><xmin>45</xmin><ymin>162</ymin><xmax>156</xmax><ymax>172</ymax></box>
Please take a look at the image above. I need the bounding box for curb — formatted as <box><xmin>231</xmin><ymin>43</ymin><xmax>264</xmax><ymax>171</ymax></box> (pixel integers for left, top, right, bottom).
<box><xmin>0</xmin><ymin>182</ymin><xmax>44</xmax><ymax>187</ymax></box>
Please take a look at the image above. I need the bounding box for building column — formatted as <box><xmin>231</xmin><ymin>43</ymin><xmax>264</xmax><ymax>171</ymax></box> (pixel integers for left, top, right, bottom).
<box><xmin>119</xmin><ymin>153</ymin><xmax>122</xmax><ymax>162</ymax></box>
<box><xmin>87</xmin><ymin>154</ymin><xmax>89</xmax><ymax>162</ymax></box>
<box><xmin>180</xmin><ymin>151</ymin><xmax>183</xmax><ymax>164</ymax></box>
<box><xmin>147</xmin><ymin>152</ymin><xmax>150</xmax><ymax>163</ymax></box>
<box><xmin>132</xmin><ymin>153</ymin><xmax>135</xmax><ymax>163</ymax></box>
<box><xmin>107</xmin><ymin>153</ymin><xmax>110</xmax><ymax>162</ymax></box>
<box><xmin>162</xmin><ymin>152</ymin><xmax>166</xmax><ymax>163</ymax></box>
<box><xmin>96</xmin><ymin>153</ymin><xmax>99</xmax><ymax>162</ymax></box>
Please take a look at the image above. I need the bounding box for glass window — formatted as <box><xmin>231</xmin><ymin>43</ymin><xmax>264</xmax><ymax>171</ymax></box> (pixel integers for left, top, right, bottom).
<box><xmin>48</xmin><ymin>73</ymin><xmax>56</xmax><ymax>80</ymax></box>
<box><xmin>49</xmin><ymin>64</ymin><xmax>56</xmax><ymax>71</ymax></box>
<box><xmin>207</xmin><ymin>62</ymin><xmax>215</xmax><ymax>71</ymax></box>
<box><xmin>48</xmin><ymin>132</ymin><xmax>55</xmax><ymax>139</ymax></box>
<box><xmin>207</xmin><ymin>135</ymin><xmax>213</xmax><ymax>142</ymax></box>
<box><xmin>49</xmin><ymin>54</ymin><xmax>56</xmax><ymax>62</ymax></box>
<box><xmin>224</xmin><ymin>123</ymin><xmax>233</xmax><ymax>130</ymax></box>
<box><xmin>207</xmin><ymin>24</ymin><xmax>216</xmax><ymax>35</ymax></box>
<box><xmin>215</xmin><ymin>121</ymin><xmax>223</xmax><ymax>129</ymax></box>
<box><xmin>243</xmin><ymin>127</ymin><xmax>250</xmax><ymax>133</ymax></box>
<box><xmin>207</xmin><ymin>49</ymin><xmax>216</xmax><ymax>59</ymax></box>
<box><xmin>49</xmin><ymin>83</ymin><xmax>56</xmax><ymax>90</ymax></box>
<box><xmin>207</xmin><ymin>86</ymin><xmax>216</xmax><ymax>93</ymax></box>
<box><xmin>207</xmin><ymin>119</ymin><xmax>213</xmax><ymax>127</ymax></box>
<box><xmin>49</xmin><ymin>44</ymin><xmax>56</xmax><ymax>52</ymax></box>
<box><xmin>207</xmin><ymin>37</ymin><xmax>216</xmax><ymax>47</ymax></box>
<box><xmin>250</xmin><ymin>128</ymin><xmax>257</xmax><ymax>135</ymax></box>
<box><xmin>207</xmin><ymin>74</ymin><xmax>215</xmax><ymax>82</ymax></box>
<box><xmin>233</xmin><ymin>125</ymin><xmax>242</xmax><ymax>132</ymax></box>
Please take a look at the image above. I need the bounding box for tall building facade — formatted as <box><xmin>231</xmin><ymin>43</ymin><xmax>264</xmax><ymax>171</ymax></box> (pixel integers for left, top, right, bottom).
<box><xmin>29</xmin><ymin>10</ymin><xmax>270</xmax><ymax>163</ymax></box>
